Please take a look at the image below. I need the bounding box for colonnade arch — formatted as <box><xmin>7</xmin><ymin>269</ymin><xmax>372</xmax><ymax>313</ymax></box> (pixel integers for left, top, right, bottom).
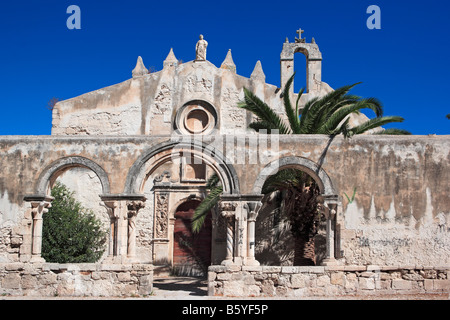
<box><xmin>251</xmin><ymin>156</ymin><xmax>340</xmax><ymax>266</ymax></box>
<box><xmin>23</xmin><ymin>147</ymin><xmax>340</xmax><ymax>266</ymax></box>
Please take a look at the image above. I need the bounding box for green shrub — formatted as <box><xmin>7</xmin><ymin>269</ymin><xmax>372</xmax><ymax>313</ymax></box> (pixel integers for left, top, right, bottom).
<box><xmin>42</xmin><ymin>182</ymin><xmax>108</xmax><ymax>263</ymax></box>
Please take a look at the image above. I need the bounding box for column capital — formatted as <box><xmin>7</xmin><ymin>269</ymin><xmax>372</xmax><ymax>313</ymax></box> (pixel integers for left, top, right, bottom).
<box><xmin>127</xmin><ymin>200</ymin><xmax>146</xmax><ymax>216</ymax></box>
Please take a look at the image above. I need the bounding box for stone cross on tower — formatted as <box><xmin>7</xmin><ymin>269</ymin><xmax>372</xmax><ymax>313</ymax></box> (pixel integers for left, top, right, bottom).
<box><xmin>295</xmin><ymin>28</ymin><xmax>305</xmax><ymax>43</ymax></box>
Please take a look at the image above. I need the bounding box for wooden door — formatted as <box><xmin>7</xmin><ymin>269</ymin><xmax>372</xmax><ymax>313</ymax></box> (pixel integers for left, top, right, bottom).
<box><xmin>173</xmin><ymin>200</ymin><xmax>212</xmax><ymax>272</ymax></box>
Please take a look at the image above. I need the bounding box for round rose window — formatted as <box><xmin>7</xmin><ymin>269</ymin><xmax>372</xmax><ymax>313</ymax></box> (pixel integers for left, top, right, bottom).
<box><xmin>175</xmin><ymin>100</ymin><xmax>217</xmax><ymax>135</ymax></box>
<box><xmin>184</xmin><ymin>109</ymin><xmax>209</xmax><ymax>133</ymax></box>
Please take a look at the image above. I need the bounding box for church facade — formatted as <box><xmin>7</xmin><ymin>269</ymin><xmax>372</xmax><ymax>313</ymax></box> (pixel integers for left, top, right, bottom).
<box><xmin>0</xmin><ymin>31</ymin><xmax>449</xmax><ymax>297</ymax></box>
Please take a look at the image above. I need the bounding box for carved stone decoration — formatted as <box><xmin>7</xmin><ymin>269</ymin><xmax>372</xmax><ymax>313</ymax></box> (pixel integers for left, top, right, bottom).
<box><xmin>185</xmin><ymin>76</ymin><xmax>213</xmax><ymax>94</ymax></box>
<box><xmin>154</xmin><ymin>170</ymin><xmax>171</xmax><ymax>183</ymax></box>
<box><xmin>153</xmin><ymin>84</ymin><xmax>172</xmax><ymax>122</ymax></box>
<box><xmin>155</xmin><ymin>192</ymin><xmax>169</xmax><ymax>238</ymax></box>
<box><xmin>220</xmin><ymin>201</ymin><xmax>237</xmax><ymax>214</ymax></box>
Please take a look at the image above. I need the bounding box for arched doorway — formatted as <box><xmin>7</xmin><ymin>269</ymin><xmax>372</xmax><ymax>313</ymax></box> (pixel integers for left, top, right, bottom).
<box><xmin>173</xmin><ymin>200</ymin><xmax>212</xmax><ymax>276</ymax></box>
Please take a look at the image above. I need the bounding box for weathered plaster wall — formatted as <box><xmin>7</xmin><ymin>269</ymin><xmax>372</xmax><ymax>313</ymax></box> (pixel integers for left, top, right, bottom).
<box><xmin>0</xmin><ymin>135</ymin><xmax>449</xmax><ymax>266</ymax></box>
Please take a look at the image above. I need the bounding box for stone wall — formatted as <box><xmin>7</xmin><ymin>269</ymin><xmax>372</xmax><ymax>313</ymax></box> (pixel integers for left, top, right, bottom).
<box><xmin>208</xmin><ymin>265</ymin><xmax>450</xmax><ymax>298</ymax></box>
<box><xmin>0</xmin><ymin>263</ymin><xmax>153</xmax><ymax>297</ymax></box>
<box><xmin>0</xmin><ymin>135</ymin><xmax>449</xmax><ymax>268</ymax></box>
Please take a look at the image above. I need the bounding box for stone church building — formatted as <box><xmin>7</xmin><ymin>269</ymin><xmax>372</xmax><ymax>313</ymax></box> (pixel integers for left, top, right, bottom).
<box><xmin>0</xmin><ymin>31</ymin><xmax>449</xmax><ymax>297</ymax></box>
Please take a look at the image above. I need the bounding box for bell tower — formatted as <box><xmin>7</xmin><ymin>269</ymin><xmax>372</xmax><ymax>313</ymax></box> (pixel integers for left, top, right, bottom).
<box><xmin>280</xmin><ymin>28</ymin><xmax>323</xmax><ymax>94</ymax></box>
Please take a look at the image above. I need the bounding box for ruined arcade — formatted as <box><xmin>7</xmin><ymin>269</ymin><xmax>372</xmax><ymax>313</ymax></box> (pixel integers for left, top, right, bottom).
<box><xmin>0</xmin><ymin>32</ymin><xmax>449</xmax><ymax>298</ymax></box>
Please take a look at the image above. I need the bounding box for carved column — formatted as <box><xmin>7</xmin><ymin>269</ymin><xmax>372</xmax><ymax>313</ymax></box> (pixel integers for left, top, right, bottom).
<box><xmin>244</xmin><ymin>199</ymin><xmax>262</xmax><ymax>266</ymax></box>
<box><xmin>220</xmin><ymin>201</ymin><xmax>237</xmax><ymax>266</ymax></box>
<box><xmin>24</xmin><ymin>195</ymin><xmax>54</xmax><ymax>263</ymax></box>
<box><xmin>322</xmin><ymin>198</ymin><xmax>338</xmax><ymax>266</ymax></box>
<box><xmin>102</xmin><ymin>200</ymin><xmax>118</xmax><ymax>257</ymax></box>
<box><xmin>127</xmin><ymin>200</ymin><xmax>145</xmax><ymax>259</ymax></box>
<box><xmin>101</xmin><ymin>195</ymin><xmax>146</xmax><ymax>263</ymax></box>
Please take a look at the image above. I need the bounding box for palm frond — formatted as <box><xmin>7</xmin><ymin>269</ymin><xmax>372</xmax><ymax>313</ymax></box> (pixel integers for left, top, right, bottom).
<box><xmin>238</xmin><ymin>88</ymin><xmax>291</xmax><ymax>134</ymax></box>
<box><xmin>191</xmin><ymin>186</ymin><xmax>223</xmax><ymax>234</ymax></box>
<box><xmin>318</xmin><ymin>98</ymin><xmax>382</xmax><ymax>135</ymax></box>
<box><xmin>299</xmin><ymin>83</ymin><xmax>361</xmax><ymax>134</ymax></box>
<box><xmin>350</xmin><ymin>116</ymin><xmax>404</xmax><ymax>136</ymax></box>
<box><xmin>206</xmin><ymin>173</ymin><xmax>220</xmax><ymax>189</ymax></box>
<box><xmin>282</xmin><ymin>73</ymin><xmax>301</xmax><ymax>134</ymax></box>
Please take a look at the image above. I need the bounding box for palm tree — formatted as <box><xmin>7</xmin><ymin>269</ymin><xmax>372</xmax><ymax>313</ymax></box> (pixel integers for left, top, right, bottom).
<box><xmin>192</xmin><ymin>74</ymin><xmax>409</xmax><ymax>265</ymax></box>
<box><xmin>262</xmin><ymin>168</ymin><xmax>321</xmax><ymax>266</ymax></box>
<box><xmin>239</xmin><ymin>73</ymin><xmax>408</xmax><ymax>137</ymax></box>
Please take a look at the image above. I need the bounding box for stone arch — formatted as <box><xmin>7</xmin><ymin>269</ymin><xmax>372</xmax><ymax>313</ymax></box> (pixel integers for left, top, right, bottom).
<box><xmin>252</xmin><ymin>156</ymin><xmax>340</xmax><ymax>265</ymax></box>
<box><xmin>124</xmin><ymin>139</ymin><xmax>240</xmax><ymax>195</ymax></box>
<box><xmin>252</xmin><ymin>156</ymin><xmax>336</xmax><ymax>196</ymax></box>
<box><xmin>35</xmin><ymin>156</ymin><xmax>111</xmax><ymax>195</ymax></box>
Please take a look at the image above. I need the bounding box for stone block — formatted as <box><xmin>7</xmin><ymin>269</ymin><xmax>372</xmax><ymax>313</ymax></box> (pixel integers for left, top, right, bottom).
<box><xmin>260</xmin><ymin>279</ymin><xmax>276</xmax><ymax>296</ymax></box>
<box><xmin>392</xmin><ymin>279</ymin><xmax>412</xmax><ymax>290</ymax></box>
<box><xmin>344</xmin><ymin>265</ymin><xmax>366</xmax><ymax>272</ymax></box>
<box><xmin>359</xmin><ymin>277</ymin><xmax>375</xmax><ymax>290</ymax></box>
<box><xmin>5</xmin><ymin>263</ymin><xmax>24</xmax><ymax>271</ymax></box>
<box><xmin>208</xmin><ymin>271</ymin><xmax>217</xmax><ymax>281</ymax></box>
<box><xmin>424</xmin><ymin>279</ymin><xmax>433</xmax><ymax>291</ymax></box>
<box><xmin>117</xmin><ymin>272</ymin><xmax>131</xmax><ymax>282</ymax></box>
<box><xmin>243</xmin><ymin>274</ymin><xmax>256</xmax><ymax>285</ymax></box>
<box><xmin>39</xmin><ymin>273</ymin><xmax>58</xmax><ymax>285</ymax></box>
<box><xmin>242</xmin><ymin>266</ymin><xmax>262</xmax><ymax>272</ymax></box>
<box><xmin>316</xmin><ymin>275</ymin><xmax>330</xmax><ymax>287</ymax></box>
<box><xmin>209</xmin><ymin>265</ymin><xmax>226</xmax><ymax>273</ymax></box>
<box><xmin>247</xmin><ymin>284</ymin><xmax>260</xmax><ymax>297</ymax></box>
<box><xmin>344</xmin><ymin>273</ymin><xmax>357</xmax><ymax>292</ymax></box>
<box><xmin>217</xmin><ymin>272</ymin><xmax>232</xmax><ymax>281</ymax></box>
<box><xmin>21</xmin><ymin>274</ymin><xmax>37</xmax><ymax>289</ymax></box>
<box><xmin>291</xmin><ymin>273</ymin><xmax>307</xmax><ymax>288</ymax></box>
<box><xmin>281</xmin><ymin>266</ymin><xmax>297</xmax><ymax>274</ymax></box>
<box><xmin>310</xmin><ymin>266</ymin><xmax>325</xmax><ymax>274</ymax></box>
<box><xmin>2</xmin><ymin>273</ymin><xmax>21</xmax><ymax>289</ymax></box>
<box><xmin>433</xmin><ymin>280</ymin><xmax>450</xmax><ymax>291</ymax></box>
<box><xmin>261</xmin><ymin>266</ymin><xmax>282</xmax><ymax>273</ymax></box>
<box><xmin>330</xmin><ymin>272</ymin><xmax>344</xmax><ymax>285</ymax></box>
<box><xmin>223</xmin><ymin>280</ymin><xmax>245</xmax><ymax>297</ymax></box>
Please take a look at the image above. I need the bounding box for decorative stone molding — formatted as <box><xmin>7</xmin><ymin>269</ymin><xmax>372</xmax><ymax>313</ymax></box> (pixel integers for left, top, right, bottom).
<box><xmin>154</xmin><ymin>192</ymin><xmax>169</xmax><ymax>239</ymax></box>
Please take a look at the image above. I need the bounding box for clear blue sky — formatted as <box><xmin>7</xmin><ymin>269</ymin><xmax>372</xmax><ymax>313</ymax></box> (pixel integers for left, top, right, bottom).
<box><xmin>0</xmin><ymin>0</ymin><xmax>449</xmax><ymax>135</ymax></box>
